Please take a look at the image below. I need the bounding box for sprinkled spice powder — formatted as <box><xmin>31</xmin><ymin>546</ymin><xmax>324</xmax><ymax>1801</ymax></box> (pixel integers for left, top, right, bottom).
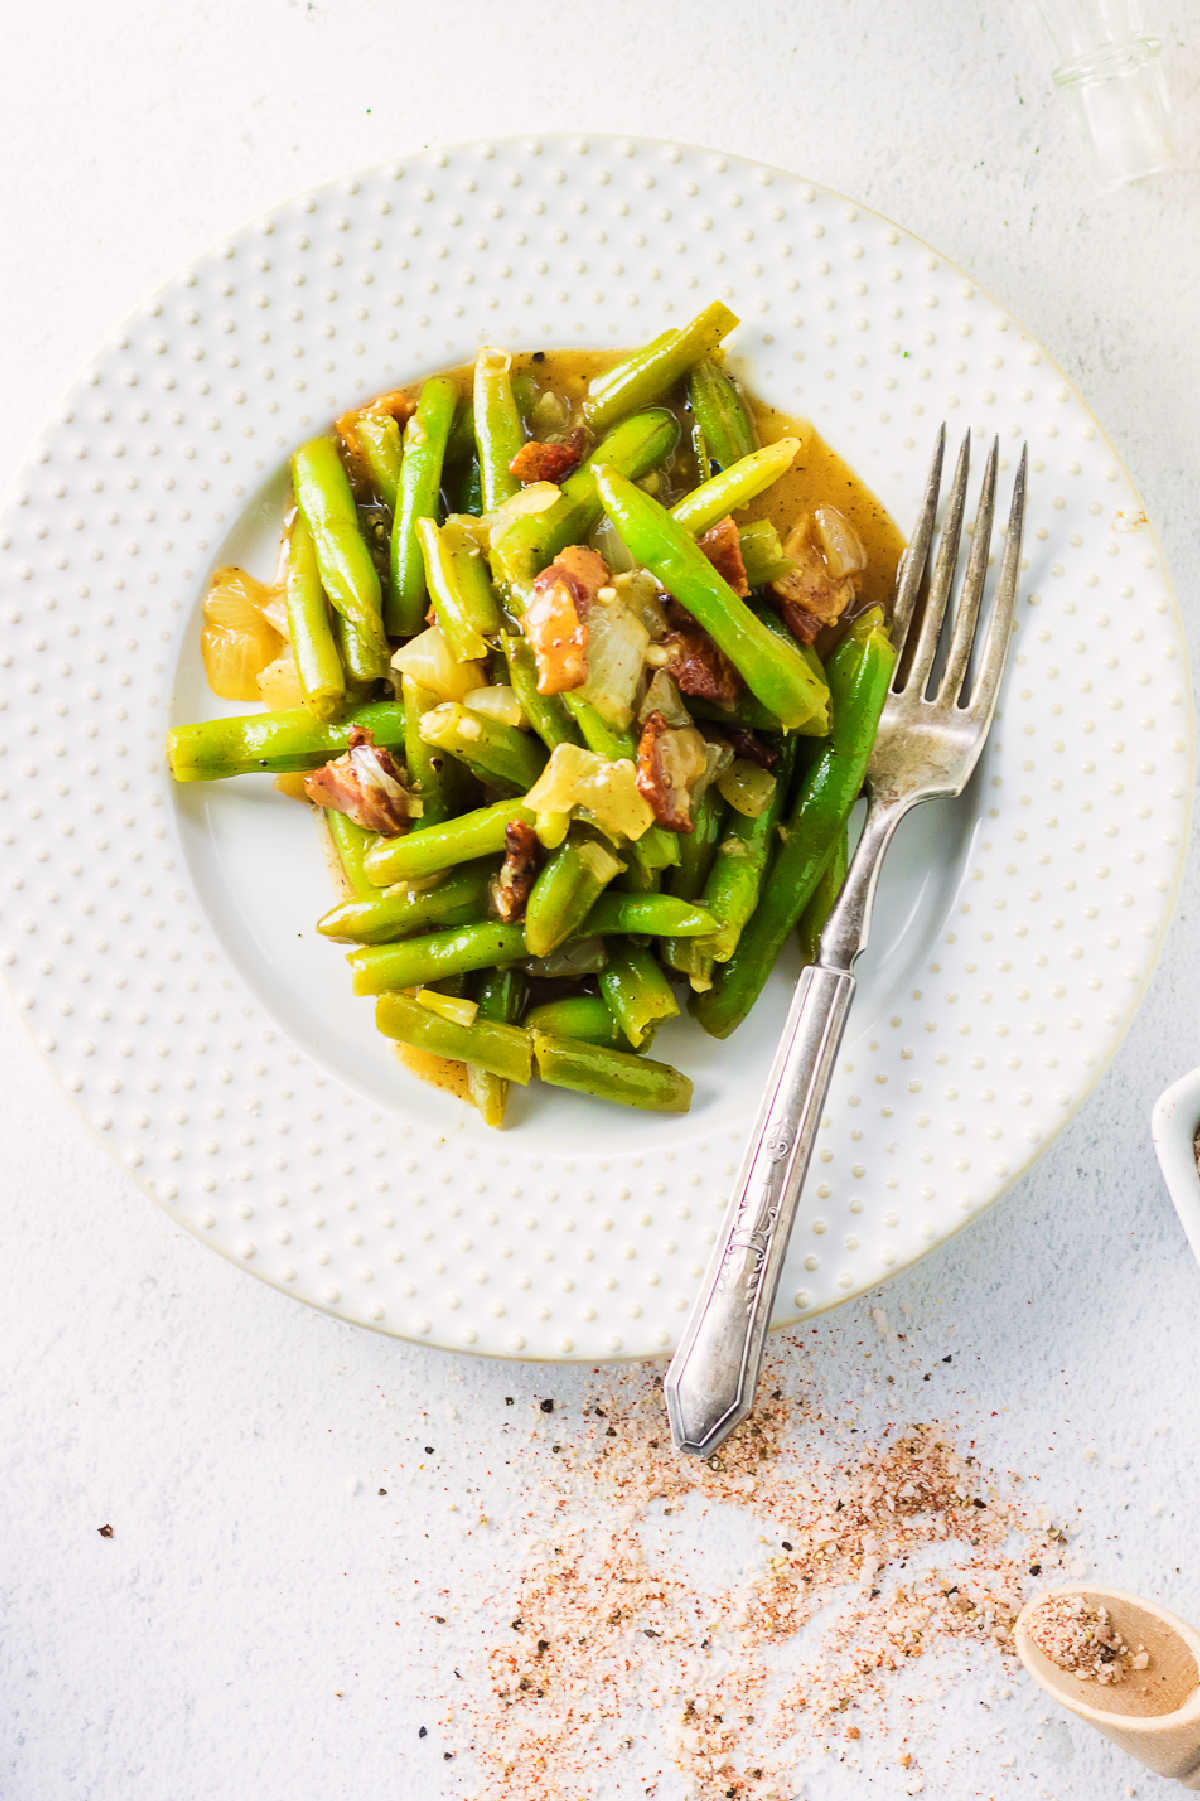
<box><xmin>447</xmin><ymin>1352</ymin><xmax>1073</xmax><ymax>1799</ymax></box>
<box><xmin>1025</xmin><ymin>1593</ymin><xmax>1149</xmax><ymax>1685</ymax></box>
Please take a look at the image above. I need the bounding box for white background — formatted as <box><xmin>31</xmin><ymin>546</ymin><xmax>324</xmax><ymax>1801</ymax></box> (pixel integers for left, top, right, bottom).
<box><xmin>2</xmin><ymin>3</ymin><xmax>1199</xmax><ymax>1797</ymax></box>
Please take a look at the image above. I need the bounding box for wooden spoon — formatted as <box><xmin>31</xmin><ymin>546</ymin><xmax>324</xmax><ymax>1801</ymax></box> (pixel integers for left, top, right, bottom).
<box><xmin>1016</xmin><ymin>1585</ymin><xmax>1200</xmax><ymax>1787</ymax></box>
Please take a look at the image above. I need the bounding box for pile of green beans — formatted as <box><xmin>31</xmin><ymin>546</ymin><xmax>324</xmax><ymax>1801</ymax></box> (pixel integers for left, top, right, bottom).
<box><xmin>166</xmin><ymin>302</ymin><xmax>898</xmax><ymax>1126</ymax></box>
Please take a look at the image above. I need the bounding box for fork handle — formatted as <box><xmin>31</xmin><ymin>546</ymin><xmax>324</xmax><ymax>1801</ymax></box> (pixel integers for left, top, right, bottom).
<box><xmin>664</xmin><ymin>963</ymin><xmax>855</xmax><ymax>1457</ymax></box>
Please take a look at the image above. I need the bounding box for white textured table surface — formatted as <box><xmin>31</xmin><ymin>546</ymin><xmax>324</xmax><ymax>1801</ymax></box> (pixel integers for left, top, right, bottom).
<box><xmin>2</xmin><ymin>5</ymin><xmax>1199</xmax><ymax>1797</ymax></box>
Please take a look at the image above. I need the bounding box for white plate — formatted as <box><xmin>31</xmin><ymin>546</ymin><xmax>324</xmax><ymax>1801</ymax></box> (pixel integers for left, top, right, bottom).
<box><xmin>0</xmin><ymin>136</ymin><xmax>1189</xmax><ymax>1360</ymax></box>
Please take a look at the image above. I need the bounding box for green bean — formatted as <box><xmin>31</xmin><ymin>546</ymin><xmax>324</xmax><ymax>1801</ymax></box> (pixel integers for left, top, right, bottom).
<box><xmin>532</xmin><ymin>1032</ymin><xmax>693</xmax><ymax>1114</ymax></box>
<box><xmin>524</xmin><ymin>994</ymin><xmax>627</xmax><ymax>1048</ymax></box>
<box><xmin>670</xmin><ymin>439</ymin><xmax>801</xmax><ymax>537</ymax></box>
<box><xmin>512</xmin><ymin>370</ymin><xmax>537</xmax><ymax>426</ymax></box>
<box><xmin>317</xmin><ymin>860</ymin><xmax>495</xmax><ymax>944</ymax></box>
<box><xmin>445</xmin><ymin>397</ymin><xmax>476</xmax><ymax>467</ymax></box>
<box><xmin>353</xmin><ymin>412</ymin><xmax>403</xmax><ymax>510</ymax></box>
<box><xmin>524</xmin><ymin>835</ymin><xmax>623</xmax><ymax>959</ymax></box>
<box><xmin>325</xmin><ymin>811</ymin><xmax>376</xmax><ymax>899</ymax></box>
<box><xmin>468</xmin><ymin>966</ymin><xmax>528</xmax><ymax>1126</ymax></box>
<box><xmin>388</xmin><ymin>376</ymin><xmax>458</xmax><ymax>636</ymax></box>
<box><xmin>490</xmin><ymin>408</ymin><xmax>680</xmax><ymax>585</ymax></box>
<box><xmin>473</xmin><ymin>347</ymin><xmax>525</xmax><ymax>513</ymax></box>
<box><xmin>668</xmin><ymin>785</ymin><xmax>725</xmax><ymax>900</ymax></box>
<box><xmin>739</xmin><ymin>519</ymin><xmax>793</xmax><ymax>590</ymax></box>
<box><xmin>167</xmin><ymin>700</ymin><xmax>406</xmax><ymax>782</ymax></box>
<box><xmin>688</xmin><ymin>692</ymin><xmax>784</xmax><ymax>734</ymax></box>
<box><xmin>625</xmin><ymin>825</ymin><xmax>681</xmax><ymax>883</ymax></box>
<box><xmin>291</xmin><ymin>436</ymin><xmax>389</xmax><ymax>679</ymax></box>
<box><xmin>599</xmin><ymin>945</ymin><xmax>679</xmax><ymax>1049</ymax></box>
<box><xmin>694</xmin><ymin>739</ymin><xmax>797</xmax><ymax>965</ymax></box>
<box><xmin>520</xmin><ymin>936</ymin><xmax>608</xmax><ymax>979</ymax></box>
<box><xmin>593</xmin><ymin>466</ymin><xmax>827</xmax><ymax>733</ymax></box>
<box><xmin>580</xmin><ymin>892</ymin><xmax>717</xmax><ymax>939</ymax></box>
<box><xmin>365</xmin><ymin>797</ymin><xmax>535</xmax><ymax>886</ymax></box>
<box><xmin>660</xmin><ymin>787</ymin><xmax>724</xmax><ymax>975</ymax></box>
<box><xmin>453</xmin><ymin>456</ymin><xmax>483</xmax><ymax>518</ymax></box>
<box><xmin>349</xmin><ymin>922</ymin><xmax>527</xmax><ymax>995</ymax></box>
<box><xmin>692</xmin><ymin>610</ymin><xmax>895</xmax><ymax>1038</ymax></box>
<box><xmin>688</xmin><ymin>359</ymin><xmax>756</xmax><ymax>470</ymax></box>
<box><xmin>416</xmin><ymin>516</ymin><xmax>503</xmax><ymax>662</ymax></box>
<box><xmin>501</xmin><ymin>633</ymin><xmax>583</xmax><ymax>752</ymax></box>
<box><xmin>559</xmin><ymin>697</ymin><xmax>634</xmax><ymax>762</ymax></box>
<box><xmin>284</xmin><ymin>512</ymin><xmax>345</xmax><ymax>722</ymax></box>
<box><xmin>332</xmin><ymin>608</ymin><xmax>383</xmax><ymax>694</ymax></box>
<box><xmin>797</xmin><ymin>820</ymin><xmax>850</xmax><ymax>966</ymax></box>
<box><xmin>583</xmin><ymin>302</ymin><xmax>739</xmax><ymax>433</ymax></box>
<box><xmin>419</xmin><ymin>701</ymin><xmax>546</xmax><ymax>794</ymax></box>
<box><xmin>375</xmin><ymin>991</ymin><xmax>533</xmax><ymax>1084</ymax></box>
<box><xmin>402</xmin><ymin>674</ymin><xmax>454</xmax><ymax>830</ymax></box>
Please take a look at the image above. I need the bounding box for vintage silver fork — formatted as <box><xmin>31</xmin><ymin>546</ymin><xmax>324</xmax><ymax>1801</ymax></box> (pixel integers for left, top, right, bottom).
<box><xmin>665</xmin><ymin>426</ymin><xmax>1028</xmax><ymax>1457</ymax></box>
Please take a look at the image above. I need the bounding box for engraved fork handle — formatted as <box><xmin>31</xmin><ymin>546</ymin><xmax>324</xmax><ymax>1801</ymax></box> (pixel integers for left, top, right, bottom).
<box><xmin>665</xmin><ymin>797</ymin><xmax>906</xmax><ymax>1457</ymax></box>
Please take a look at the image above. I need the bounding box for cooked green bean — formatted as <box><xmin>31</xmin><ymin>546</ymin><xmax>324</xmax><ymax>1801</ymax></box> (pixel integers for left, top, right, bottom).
<box><xmin>388</xmin><ymin>376</ymin><xmax>458</xmax><ymax>636</ymax></box>
<box><xmin>583</xmin><ymin>302</ymin><xmax>739</xmax><ymax>433</ymax></box>
<box><xmin>599</xmin><ymin>945</ymin><xmax>678</xmax><ymax>1049</ymax></box>
<box><xmin>468</xmin><ymin>966</ymin><xmax>529</xmax><ymax>1126</ymax></box>
<box><xmin>332</xmin><ymin>608</ymin><xmax>383</xmax><ymax>694</ymax></box>
<box><xmin>491</xmin><ymin>408</ymin><xmax>680</xmax><ymax>585</ymax></box>
<box><xmin>524</xmin><ymin>994</ymin><xmax>627</xmax><ymax>1048</ymax></box>
<box><xmin>688</xmin><ymin>359</ymin><xmax>756</xmax><ymax>470</ymax></box>
<box><xmin>594</xmin><ymin>466</ymin><xmax>828</xmax><ymax>733</ymax></box>
<box><xmin>453</xmin><ymin>455</ymin><xmax>483</xmax><ymax>518</ymax></box>
<box><xmin>376</xmin><ymin>990</ymin><xmax>533</xmax><ymax>1083</ymax></box>
<box><xmin>401</xmin><ymin>673</ymin><xmax>456</xmax><ymax>830</ymax></box>
<box><xmin>739</xmin><ymin>519</ymin><xmax>793</xmax><ymax>590</ymax></box>
<box><xmin>445</xmin><ymin>397</ymin><xmax>476</xmax><ymax>467</ymax></box>
<box><xmin>693</xmin><ymin>610</ymin><xmax>895</xmax><ymax>1037</ymax></box>
<box><xmin>797</xmin><ymin>819</ymin><xmax>850</xmax><ymax>966</ymax></box>
<box><xmin>291</xmin><ymin>436</ymin><xmax>389</xmax><ymax>680</ymax></box>
<box><xmin>284</xmin><ymin>512</ymin><xmax>345</xmax><ymax>722</ymax></box>
<box><xmin>353</xmin><ymin>413</ymin><xmax>403</xmax><ymax>510</ymax></box>
<box><xmin>419</xmin><ymin>701</ymin><xmax>546</xmax><ymax>794</ymax></box>
<box><xmin>693</xmin><ymin>738</ymin><xmax>796</xmax><ymax>965</ymax></box>
<box><xmin>580</xmin><ymin>892</ymin><xmax>717</xmax><ymax>939</ymax></box>
<box><xmin>501</xmin><ymin>633</ymin><xmax>583</xmax><ymax>752</ymax></box>
<box><xmin>317</xmin><ymin>860</ymin><xmax>495</xmax><ymax>944</ymax></box>
<box><xmin>167</xmin><ymin>700</ymin><xmax>406</xmax><ymax>782</ymax></box>
<box><xmin>532</xmin><ymin>1032</ymin><xmax>692</xmax><ymax>1114</ymax></box>
<box><xmin>416</xmin><ymin>516</ymin><xmax>502</xmax><ymax>662</ymax></box>
<box><xmin>473</xmin><ymin>347</ymin><xmax>525</xmax><ymax>513</ymax></box>
<box><xmin>668</xmin><ymin>785</ymin><xmax>725</xmax><ymax>901</ymax></box>
<box><xmin>325</xmin><ymin>811</ymin><xmax>376</xmax><ymax>899</ymax></box>
<box><xmin>521</xmin><ymin>936</ymin><xmax>609</xmax><ymax>979</ymax></box>
<box><xmin>349</xmin><ymin>921</ymin><xmax>527</xmax><ymax>995</ymax></box>
<box><xmin>524</xmin><ymin>835</ymin><xmax>623</xmax><ymax>959</ymax></box>
<box><xmin>670</xmin><ymin>439</ymin><xmax>800</xmax><ymax>537</ymax></box>
<box><xmin>365</xmin><ymin>796</ymin><xmax>535</xmax><ymax>886</ymax></box>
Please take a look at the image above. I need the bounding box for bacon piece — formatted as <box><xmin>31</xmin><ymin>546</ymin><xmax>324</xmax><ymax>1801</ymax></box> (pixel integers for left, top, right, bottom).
<box><xmin>698</xmin><ymin>514</ymin><xmax>750</xmax><ymax>597</ymax></box>
<box><xmin>770</xmin><ymin>508</ymin><xmax>867</xmax><ymax>644</ymax></box>
<box><xmin>635</xmin><ymin>710</ymin><xmax>709</xmax><ymax>833</ymax></box>
<box><xmin>493</xmin><ymin>820</ymin><xmax>543</xmax><ymax>923</ymax></box>
<box><xmin>657</xmin><ymin>605</ymin><xmax>740</xmax><ymax>710</ymax></box>
<box><xmin>522</xmin><ymin>545</ymin><xmax>610</xmax><ymax>695</ymax></box>
<box><xmin>508</xmin><ymin>428</ymin><xmax>590</xmax><ymax>486</ymax></box>
<box><xmin>304</xmin><ymin>727</ymin><xmax>412</xmax><ymax>836</ymax></box>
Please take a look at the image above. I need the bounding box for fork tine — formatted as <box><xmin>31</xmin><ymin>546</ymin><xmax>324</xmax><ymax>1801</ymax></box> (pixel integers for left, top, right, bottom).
<box><xmin>967</xmin><ymin>445</ymin><xmax>1028</xmax><ymax>725</ymax></box>
<box><xmin>937</xmin><ymin>435</ymin><xmax>998</xmax><ymax>705</ymax></box>
<box><xmin>904</xmin><ymin>431</ymin><xmax>971</xmax><ymax>694</ymax></box>
<box><xmin>889</xmin><ymin>422</ymin><xmax>945</xmax><ymax>660</ymax></box>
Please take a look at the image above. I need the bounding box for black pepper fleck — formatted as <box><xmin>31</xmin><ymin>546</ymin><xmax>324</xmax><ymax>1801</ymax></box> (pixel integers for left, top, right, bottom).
<box><xmin>540</xmin><ymin>1398</ymin><xmax>555</xmax><ymax>1413</ymax></box>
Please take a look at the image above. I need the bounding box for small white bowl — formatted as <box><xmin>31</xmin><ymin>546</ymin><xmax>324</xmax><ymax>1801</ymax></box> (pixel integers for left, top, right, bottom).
<box><xmin>1152</xmin><ymin>1070</ymin><xmax>1200</xmax><ymax>1265</ymax></box>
